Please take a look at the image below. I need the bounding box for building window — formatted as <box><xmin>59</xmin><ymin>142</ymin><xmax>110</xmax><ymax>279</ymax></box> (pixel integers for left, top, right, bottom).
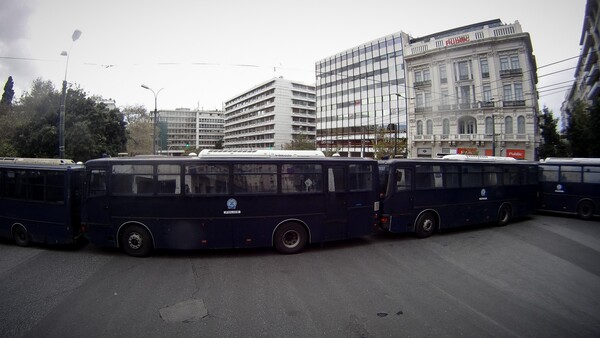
<box><xmin>505</xmin><ymin>116</ymin><xmax>513</xmax><ymax>134</ymax></box>
<box><xmin>458</xmin><ymin>116</ymin><xmax>477</xmax><ymax>134</ymax></box>
<box><xmin>441</xmin><ymin>89</ymin><xmax>450</xmax><ymax>106</ymax></box>
<box><xmin>456</xmin><ymin>60</ymin><xmax>470</xmax><ymax>81</ymax></box>
<box><xmin>416</xmin><ymin>120</ymin><xmax>423</xmax><ymax>135</ymax></box>
<box><xmin>485</xmin><ymin>117</ymin><xmax>493</xmax><ymax>135</ymax></box>
<box><xmin>426</xmin><ymin>120</ymin><xmax>433</xmax><ymax>135</ymax></box>
<box><xmin>514</xmin><ymin>82</ymin><xmax>524</xmax><ymax>100</ymax></box>
<box><xmin>483</xmin><ymin>84</ymin><xmax>492</xmax><ymax>103</ymax></box>
<box><xmin>480</xmin><ymin>57</ymin><xmax>489</xmax><ymax>78</ymax></box>
<box><xmin>442</xmin><ymin>119</ymin><xmax>450</xmax><ymax>135</ymax></box>
<box><xmin>510</xmin><ymin>56</ymin><xmax>520</xmax><ymax>70</ymax></box>
<box><xmin>415</xmin><ymin>92</ymin><xmax>432</xmax><ymax>109</ymax></box>
<box><xmin>459</xmin><ymin>85</ymin><xmax>471</xmax><ymax>106</ymax></box>
<box><xmin>439</xmin><ymin>64</ymin><xmax>447</xmax><ymax>84</ymax></box>
<box><xmin>500</xmin><ymin>57</ymin><xmax>510</xmax><ymax>71</ymax></box>
<box><xmin>503</xmin><ymin>84</ymin><xmax>513</xmax><ymax>101</ymax></box>
<box><xmin>517</xmin><ymin>115</ymin><xmax>525</xmax><ymax>134</ymax></box>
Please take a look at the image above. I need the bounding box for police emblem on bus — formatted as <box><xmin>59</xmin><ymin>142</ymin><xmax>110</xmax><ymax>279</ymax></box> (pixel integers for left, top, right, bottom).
<box><xmin>224</xmin><ymin>198</ymin><xmax>241</xmax><ymax>214</ymax></box>
<box><xmin>227</xmin><ymin>198</ymin><xmax>237</xmax><ymax>210</ymax></box>
<box><xmin>479</xmin><ymin>188</ymin><xmax>488</xmax><ymax>201</ymax></box>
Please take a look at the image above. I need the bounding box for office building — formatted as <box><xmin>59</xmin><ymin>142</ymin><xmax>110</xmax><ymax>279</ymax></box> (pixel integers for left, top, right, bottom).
<box><xmin>561</xmin><ymin>0</ymin><xmax>599</xmax><ymax>129</ymax></box>
<box><xmin>315</xmin><ymin>33</ymin><xmax>408</xmax><ymax>158</ymax></box>
<box><xmin>157</xmin><ymin>108</ymin><xmax>223</xmax><ymax>155</ymax></box>
<box><xmin>223</xmin><ymin>77</ymin><xmax>316</xmax><ymax>150</ymax></box>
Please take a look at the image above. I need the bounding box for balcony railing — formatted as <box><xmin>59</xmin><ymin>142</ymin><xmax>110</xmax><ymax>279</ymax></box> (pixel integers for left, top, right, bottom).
<box><xmin>499</xmin><ymin>68</ymin><xmax>523</xmax><ymax>77</ymax></box>
<box><xmin>503</xmin><ymin>100</ymin><xmax>526</xmax><ymax>107</ymax></box>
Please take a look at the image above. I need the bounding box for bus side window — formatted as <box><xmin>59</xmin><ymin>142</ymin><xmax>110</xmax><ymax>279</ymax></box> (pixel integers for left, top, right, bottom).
<box><xmin>157</xmin><ymin>164</ymin><xmax>181</xmax><ymax>194</ymax></box>
<box><xmin>444</xmin><ymin>166</ymin><xmax>460</xmax><ymax>188</ymax></box>
<box><xmin>539</xmin><ymin>165</ymin><xmax>558</xmax><ymax>182</ymax></box>
<box><xmin>395</xmin><ymin>168</ymin><xmax>412</xmax><ymax>191</ymax></box>
<box><xmin>88</xmin><ymin>169</ymin><xmax>107</xmax><ymax>196</ymax></box>
<box><xmin>583</xmin><ymin>166</ymin><xmax>600</xmax><ymax>183</ymax></box>
<box><xmin>328</xmin><ymin>167</ymin><xmax>345</xmax><ymax>192</ymax></box>
<box><xmin>349</xmin><ymin>164</ymin><xmax>373</xmax><ymax>191</ymax></box>
<box><xmin>560</xmin><ymin>166</ymin><xmax>582</xmax><ymax>183</ymax></box>
<box><xmin>462</xmin><ymin>165</ymin><xmax>483</xmax><ymax>187</ymax></box>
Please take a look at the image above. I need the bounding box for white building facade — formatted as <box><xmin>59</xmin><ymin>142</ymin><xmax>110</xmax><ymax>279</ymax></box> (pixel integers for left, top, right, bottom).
<box><xmin>402</xmin><ymin>20</ymin><xmax>539</xmax><ymax>160</ymax></box>
<box><xmin>223</xmin><ymin>77</ymin><xmax>316</xmax><ymax>150</ymax></box>
<box><xmin>157</xmin><ymin>108</ymin><xmax>223</xmax><ymax>155</ymax></box>
<box><xmin>315</xmin><ymin>33</ymin><xmax>408</xmax><ymax>158</ymax></box>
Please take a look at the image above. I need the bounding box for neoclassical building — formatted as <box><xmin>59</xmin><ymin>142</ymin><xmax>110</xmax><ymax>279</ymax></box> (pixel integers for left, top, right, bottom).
<box><xmin>401</xmin><ymin>19</ymin><xmax>539</xmax><ymax>160</ymax></box>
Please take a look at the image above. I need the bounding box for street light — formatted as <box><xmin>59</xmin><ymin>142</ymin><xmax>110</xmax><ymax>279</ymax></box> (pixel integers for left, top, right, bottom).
<box><xmin>58</xmin><ymin>29</ymin><xmax>82</xmax><ymax>159</ymax></box>
<box><xmin>141</xmin><ymin>84</ymin><xmax>163</xmax><ymax>155</ymax></box>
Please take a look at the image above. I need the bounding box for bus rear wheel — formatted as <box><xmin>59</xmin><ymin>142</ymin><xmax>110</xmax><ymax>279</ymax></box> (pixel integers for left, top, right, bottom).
<box><xmin>274</xmin><ymin>222</ymin><xmax>308</xmax><ymax>254</ymax></box>
<box><xmin>497</xmin><ymin>204</ymin><xmax>512</xmax><ymax>226</ymax></box>
<box><xmin>577</xmin><ymin>200</ymin><xmax>594</xmax><ymax>220</ymax></box>
<box><xmin>120</xmin><ymin>224</ymin><xmax>154</xmax><ymax>257</ymax></box>
<box><xmin>12</xmin><ymin>224</ymin><xmax>31</xmax><ymax>247</ymax></box>
<box><xmin>415</xmin><ymin>212</ymin><xmax>437</xmax><ymax>238</ymax></box>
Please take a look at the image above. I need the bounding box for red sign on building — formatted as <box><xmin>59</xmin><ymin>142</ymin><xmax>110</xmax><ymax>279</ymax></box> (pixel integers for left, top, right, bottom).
<box><xmin>506</xmin><ymin>149</ymin><xmax>525</xmax><ymax>159</ymax></box>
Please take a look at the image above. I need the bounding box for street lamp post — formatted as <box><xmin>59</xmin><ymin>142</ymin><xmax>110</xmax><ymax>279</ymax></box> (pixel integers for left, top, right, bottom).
<box><xmin>58</xmin><ymin>29</ymin><xmax>82</xmax><ymax>159</ymax></box>
<box><xmin>141</xmin><ymin>85</ymin><xmax>163</xmax><ymax>155</ymax></box>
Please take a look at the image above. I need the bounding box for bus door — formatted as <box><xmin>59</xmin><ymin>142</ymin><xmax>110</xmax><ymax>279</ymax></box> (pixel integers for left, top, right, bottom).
<box><xmin>83</xmin><ymin>168</ymin><xmax>113</xmax><ymax>245</ymax></box>
<box><xmin>387</xmin><ymin>166</ymin><xmax>414</xmax><ymax>233</ymax></box>
<box><xmin>324</xmin><ymin>166</ymin><xmax>347</xmax><ymax>241</ymax></box>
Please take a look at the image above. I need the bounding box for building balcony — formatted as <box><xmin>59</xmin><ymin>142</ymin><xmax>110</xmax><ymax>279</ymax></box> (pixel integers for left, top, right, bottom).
<box><xmin>587</xmin><ymin>63</ymin><xmax>599</xmax><ymax>85</ymax></box>
<box><xmin>499</xmin><ymin>68</ymin><xmax>523</xmax><ymax>78</ymax></box>
<box><xmin>414</xmin><ymin>80</ymin><xmax>432</xmax><ymax>88</ymax></box>
<box><xmin>588</xmin><ymin>82</ymin><xmax>600</xmax><ymax>101</ymax></box>
<box><xmin>415</xmin><ymin>106</ymin><xmax>433</xmax><ymax>113</ymax></box>
<box><xmin>503</xmin><ymin>100</ymin><xmax>526</xmax><ymax>107</ymax></box>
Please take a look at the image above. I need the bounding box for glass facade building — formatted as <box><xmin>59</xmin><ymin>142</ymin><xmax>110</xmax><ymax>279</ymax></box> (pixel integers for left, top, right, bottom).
<box><xmin>315</xmin><ymin>33</ymin><xmax>408</xmax><ymax>157</ymax></box>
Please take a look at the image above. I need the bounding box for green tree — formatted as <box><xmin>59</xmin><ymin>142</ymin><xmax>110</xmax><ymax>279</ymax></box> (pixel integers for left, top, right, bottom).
<box><xmin>538</xmin><ymin>106</ymin><xmax>568</xmax><ymax>159</ymax></box>
<box><xmin>565</xmin><ymin>99</ymin><xmax>592</xmax><ymax>157</ymax></box>
<box><xmin>589</xmin><ymin>98</ymin><xmax>600</xmax><ymax>157</ymax></box>
<box><xmin>0</xmin><ymin>76</ymin><xmax>15</xmax><ymax>114</ymax></box>
<box><xmin>123</xmin><ymin>105</ymin><xmax>153</xmax><ymax>155</ymax></box>
<box><xmin>373</xmin><ymin>128</ymin><xmax>406</xmax><ymax>159</ymax></box>
<box><xmin>283</xmin><ymin>133</ymin><xmax>316</xmax><ymax>150</ymax></box>
<box><xmin>9</xmin><ymin>78</ymin><xmax>127</xmax><ymax>161</ymax></box>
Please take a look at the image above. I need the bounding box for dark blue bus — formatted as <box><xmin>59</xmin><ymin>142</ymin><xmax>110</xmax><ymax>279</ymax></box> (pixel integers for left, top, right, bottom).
<box><xmin>82</xmin><ymin>151</ymin><xmax>379</xmax><ymax>256</ymax></box>
<box><xmin>538</xmin><ymin>158</ymin><xmax>600</xmax><ymax>219</ymax></box>
<box><xmin>0</xmin><ymin>158</ymin><xmax>85</xmax><ymax>246</ymax></box>
<box><xmin>378</xmin><ymin>155</ymin><xmax>538</xmax><ymax>238</ymax></box>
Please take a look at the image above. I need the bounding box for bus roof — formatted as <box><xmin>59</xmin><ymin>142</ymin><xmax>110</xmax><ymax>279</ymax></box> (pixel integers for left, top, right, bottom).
<box><xmin>442</xmin><ymin>154</ymin><xmax>517</xmax><ymax>162</ymax></box>
<box><xmin>541</xmin><ymin>157</ymin><xmax>600</xmax><ymax>164</ymax></box>
<box><xmin>198</xmin><ymin>149</ymin><xmax>326</xmax><ymax>158</ymax></box>
<box><xmin>0</xmin><ymin>157</ymin><xmax>75</xmax><ymax>165</ymax></box>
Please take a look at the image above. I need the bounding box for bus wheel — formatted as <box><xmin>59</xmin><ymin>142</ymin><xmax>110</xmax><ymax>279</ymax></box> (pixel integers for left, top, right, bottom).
<box><xmin>415</xmin><ymin>212</ymin><xmax>436</xmax><ymax>238</ymax></box>
<box><xmin>12</xmin><ymin>224</ymin><xmax>31</xmax><ymax>247</ymax></box>
<box><xmin>120</xmin><ymin>224</ymin><xmax>153</xmax><ymax>257</ymax></box>
<box><xmin>577</xmin><ymin>201</ymin><xmax>594</xmax><ymax>220</ymax></box>
<box><xmin>497</xmin><ymin>204</ymin><xmax>512</xmax><ymax>226</ymax></box>
<box><xmin>274</xmin><ymin>222</ymin><xmax>308</xmax><ymax>254</ymax></box>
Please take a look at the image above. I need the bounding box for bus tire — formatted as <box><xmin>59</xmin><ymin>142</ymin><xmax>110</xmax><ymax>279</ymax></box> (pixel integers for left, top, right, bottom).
<box><xmin>415</xmin><ymin>212</ymin><xmax>437</xmax><ymax>238</ymax></box>
<box><xmin>497</xmin><ymin>204</ymin><xmax>512</xmax><ymax>226</ymax></box>
<box><xmin>12</xmin><ymin>224</ymin><xmax>31</xmax><ymax>247</ymax></box>
<box><xmin>273</xmin><ymin>222</ymin><xmax>308</xmax><ymax>254</ymax></box>
<box><xmin>120</xmin><ymin>224</ymin><xmax>154</xmax><ymax>257</ymax></box>
<box><xmin>577</xmin><ymin>200</ymin><xmax>594</xmax><ymax>220</ymax></box>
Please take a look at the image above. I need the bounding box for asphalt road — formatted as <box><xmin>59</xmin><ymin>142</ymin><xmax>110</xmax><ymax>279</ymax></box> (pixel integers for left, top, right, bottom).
<box><xmin>1</xmin><ymin>214</ymin><xmax>599</xmax><ymax>337</ymax></box>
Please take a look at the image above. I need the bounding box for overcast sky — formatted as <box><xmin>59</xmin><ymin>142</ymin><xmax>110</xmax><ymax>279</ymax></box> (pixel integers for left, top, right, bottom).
<box><xmin>0</xmin><ymin>0</ymin><xmax>587</xmax><ymax>116</ymax></box>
